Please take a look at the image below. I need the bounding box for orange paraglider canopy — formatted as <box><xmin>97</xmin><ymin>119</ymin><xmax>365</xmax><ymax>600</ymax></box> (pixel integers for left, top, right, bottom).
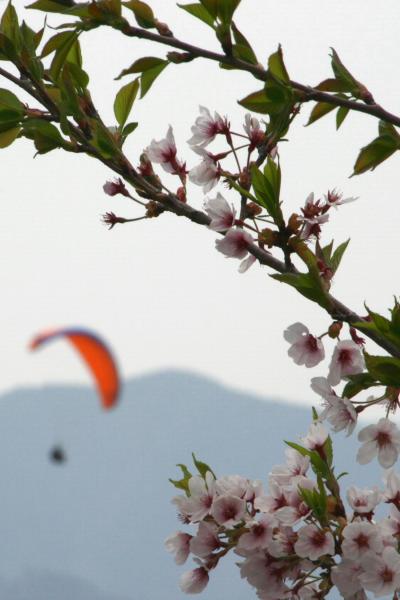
<box><xmin>29</xmin><ymin>327</ymin><xmax>120</xmax><ymax>410</ymax></box>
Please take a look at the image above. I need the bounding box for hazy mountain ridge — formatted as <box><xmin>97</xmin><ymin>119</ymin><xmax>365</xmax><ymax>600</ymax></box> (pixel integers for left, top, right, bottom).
<box><xmin>0</xmin><ymin>370</ymin><xmax>381</xmax><ymax>599</ymax></box>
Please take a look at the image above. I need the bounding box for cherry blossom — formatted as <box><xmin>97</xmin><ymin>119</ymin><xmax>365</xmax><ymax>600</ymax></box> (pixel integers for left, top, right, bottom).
<box><xmin>360</xmin><ymin>546</ymin><xmax>400</xmax><ymax>597</ymax></box>
<box><xmin>383</xmin><ymin>469</ymin><xmax>400</xmax><ymax>504</ymax></box>
<box><xmin>243</xmin><ymin>113</ymin><xmax>265</xmax><ymax>150</ymax></box>
<box><xmin>327</xmin><ymin>340</ymin><xmax>365</xmax><ymax>386</ymax></box>
<box><xmin>324</xmin><ymin>189</ymin><xmax>358</xmax><ymax>209</ymax></box>
<box><xmin>294</xmin><ymin>524</ymin><xmax>335</xmax><ymax>561</ymax></box>
<box><xmin>299</xmin><ymin>193</ymin><xmax>330</xmax><ymax>240</ymax></box>
<box><xmin>331</xmin><ymin>559</ymin><xmax>364</xmax><ymax>598</ymax></box>
<box><xmin>165</xmin><ymin>531</ymin><xmax>192</xmax><ymax>564</ymax></box>
<box><xmin>190</xmin><ymin>522</ymin><xmax>220</xmax><ymax>558</ymax></box>
<box><xmin>204</xmin><ymin>193</ymin><xmax>236</xmax><ymax>232</ymax></box>
<box><xmin>210</xmin><ymin>494</ymin><xmax>246</xmax><ymax>527</ymax></box>
<box><xmin>189</xmin><ymin>147</ymin><xmax>220</xmax><ymax>192</ymax></box>
<box><xmin>146</xmin><ymin>125</ymin><xmax>185</xmax><ymax>175</ymax></box>
<box><xmin>270</xmin><ymin>447</ymin><xmax>310</xmax><ymax>486</ymax></box>
<box><xmin>215</xmin><ymin>228</ymin><xmax>253</xmax><ymax>260</ymax></box>
<box><xmin>180</xmin><ymin>566</ymin><xmax>209</xmax><ymax>594</ymax></box>
<box><xmin>237</xmin><ymin>514</ymin><xmax>277</xmax><ymax>552</ymax></box>
<box><xmin>357</xmin><ymin>418</ymin><xmax>400</xmax><ymax>468</ymax></box>
<box><xmin>346</xmin><ymin>486</ymin><xmax>381</xmax><ymax>514</ymax></box>
<box><xmin>283</xmin><ymin>323</ymin><xmax>325</xmax><ymax>368</ymax></box>
<box><xmin>103</xmin><ymin>177</ymin><xmax>130</xmax><ymax>197</ymax></box>
<box><xmin>302</xmin><ymin>421</ymin><xmax>329</xmax><ymax>451</ymax></box>
<box><xmin>188</xmin><ymin>106</ymin><xmax>227</xmax><ymax>147</ymax></box>
<box><xmin>342</xmin><ymin>521</ymin><xmax>383</xmax><ymax>560</ymax></box>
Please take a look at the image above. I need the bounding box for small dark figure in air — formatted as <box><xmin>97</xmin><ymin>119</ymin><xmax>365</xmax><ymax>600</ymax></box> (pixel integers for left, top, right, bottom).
<box><xmin>49</xmin><ymin>445</ymin><xmax>66</xmax><ymax>464</ymax></box>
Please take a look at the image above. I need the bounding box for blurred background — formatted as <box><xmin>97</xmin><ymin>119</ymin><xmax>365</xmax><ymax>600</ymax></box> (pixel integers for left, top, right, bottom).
<box><xmin>0</xmin><ymin>0</ymin><xmax>399</xmax><ymax>597</ymax></box>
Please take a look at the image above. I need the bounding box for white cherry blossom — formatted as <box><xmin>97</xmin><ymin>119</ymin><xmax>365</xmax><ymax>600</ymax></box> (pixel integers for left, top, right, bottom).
<box><xmin>342</xmin><ymin>521</ymin><xmax>383</xmax><ymax>560</ymax></box>
<box><xmin>188</xmin><ymin>106</ymin><xmax>226</xmax><ymax>147</ymax></box>
<box><xmin>210</xmin><ymin>494</ymin><xmax>246</xmax><ymax>527</ymax></box>
<box><xmin>327</xmin><ymin>340</ymin><xmax>365</xmax><ymax>386</ymax></box>
<box><xmin>180</xmin><ymin>566</ymin><xmax>209</xmax><ymax>594</ymax></box>
<box><xmin>165</xmin><ymin>531</ymin><xmax>192</xmax><ymax>564</ymax></box>
<box><xmin>346</xmin><ymin>485</ymin><xmax>381</xmax><ymax>514</ymax></box>
<box><xmin>360</xmin><ymin>546</ymin><xmax>400</xmax><ymax>597</ymax></box>
<box><xmin>215</xmin><ymin>228</ymin><xmax>253</xmax><ymax>260</ymax></box>
<box><xmin>294</xmin><ymin>524</ymin><xmax>335</xmax><ymax>561</ymax></box>
<box><xmin>283</xmin><ymin>323</ymin><xmax>325</xmax><ymax>368</ymax></box>
<box><xmin>357</xmin><ymin>418</ymin><xmax>400</xmax><ymax>468</ymax></box>
<box><xmin>189</xmin><ymin>147</ymin><xmax>220</xmax><ymax>192</ymax></box>
<box><xmin>204</xmin><ymin>193</ymin><xmax>236</xmax><ymax>232</ymax></box>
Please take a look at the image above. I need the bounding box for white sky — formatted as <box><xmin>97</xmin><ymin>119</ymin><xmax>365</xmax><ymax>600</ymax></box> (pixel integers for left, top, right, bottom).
<box><xmin>2</xmin><ymin>0</ymin><xmax>400</xmax><ymax>405</ymax></box>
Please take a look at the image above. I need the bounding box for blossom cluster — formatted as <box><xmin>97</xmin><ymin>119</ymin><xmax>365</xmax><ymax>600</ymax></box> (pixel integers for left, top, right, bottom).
<box><xmin>166</xmin><ymin>428</ymin><xmax>400</xmax><ymax>599</ymax></box>
<box><xmin>284</xmin><ymin>321</ymin><xmax>400</xmax><ymax>469</ymax></box>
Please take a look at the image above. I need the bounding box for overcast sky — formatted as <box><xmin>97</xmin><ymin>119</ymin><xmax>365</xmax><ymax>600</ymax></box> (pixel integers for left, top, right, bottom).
<box><xmin>2</xmin><ymin>0</ymin><xmax>400</xmax><ymax>405</ymax></box>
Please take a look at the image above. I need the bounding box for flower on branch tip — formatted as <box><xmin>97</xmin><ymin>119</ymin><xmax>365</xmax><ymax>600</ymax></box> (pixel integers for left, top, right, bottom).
<box><xmin>102</xmin><ymin>212</ymin><xmax>127</xmax><ymax>229</ymax></box>
<box><xmin>189</xmin><ymin>147</ymin><xmax>220</xmax><ymax>192</ymax></box>
<box><xmin>165</xmin><ymin>531</ymin><xmax>192</xmax><ymax>565</ymax></box>
<box><xmin>299</xmin><ymin>193</ymin><xmax>329</xmax><ymax>240</ymax></box>
<box><xmin>243</xmin><ymin>113</ymin><xmax>265</xmax><ymax>151</ymax></box>
<box><xmin>327</xmin><ymin>340</ymin><xmax>365</xmax><ymax>386</ymax></box>
<box><xmin>215</xmin><ymin>228</ymin><xmax>256</xmax><ymax>273</ymax></box>
<box><xmin>179</xmin><ymin>566</ymin><xmax>209</xmax><ymax>594</ymax></box>
<box><xmin>103</xmin><ymin>177</ymin><xmax>130</xmax><ymax>197</ymax></box>
<box><xmin>146</xmin><ymin>125</ymin><xmax>186</xmax><ymax>176</ymax></box>
<box><xmin>294</xmin><ymin>524</ymin><xmax>335</xmax><ymax>561</ymax></box>
<box><xmin>357</xmin><ymin>418</ymin><xmax>400</xmax><ymax>468</ymax></box>
<box><xmin>283</xmin><ymin>322</ymin><xmax>325</xmax><ymax>368</ymax></box>
<box><xmin>187</xmin><ymin>106</ymin><xmax>227</xmax><ymax>148</ymax></box>
<box><xmin>325</xmin><ymin>188</ymin><xmax>358</xmax><ymax>209</ymax></box>
<box><xmin>204</xmin><ymin>193</ymin><xmax>236</xmax><ymax>232</ymax></box>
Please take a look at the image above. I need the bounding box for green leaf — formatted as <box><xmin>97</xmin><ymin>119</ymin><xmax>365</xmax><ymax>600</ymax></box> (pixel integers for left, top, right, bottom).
<box><xmin>140</xmin><ymin>61</ymin><xmax>169</xmax><ymax>97</ymax></box>
<box><xmin>169</xmin><ymin>463</ymin><xmax>192</xmax><ymax>495</ymax></box>
<box><xmin>353</xmin><ymin>133</ymin><xmax>400</xmax><ymax>175</ymax></box>
<box><xmin>198</xmin><ymin>0</ymin><xmax>217</xmax><ymax>18</ymax></box>
<box><xmin>0</xmin><ymin>125</ymin><xmax>20</xmax><ymax>147</ymax></box>
<box><xmin>268</xmin><ymin>45</ymin><xmax>289</xmax><ymax>84</ymax></box>
<box><xmin>285</xmin><ymin>441</ymin><xmax>311</xmax><ymax>458</ymax></box>
<box><xmin>231</xmin><ymin>22</ymin><xmax>257</xmax><ymax>64</ymax></box>
<box><xmin>364</xmin><ymin>353</ymin><xmax>400</xmax><ymax>387</ymax></box>
<box><xmin>272</xmin><ymin>271</ymin><xmax>331</xmax><ymax>310</ymax></box>
<box><xmin>178</xmin><ymin>3</ymin><xmax>215</xmax><ymax>27</ymax></box>
<box><xmin>0</xmin><ymin>2</ymin><xmax>22</xmax><ymax>50</ymax></box>
<box><xmin>23</xmin><ymin>118</ymin><xmax>65</xmax><ymax>154</ymax></box>
<box><xmin>330</xmin><ymin>48</ymin><xmax>359</xmax><ymax>90</ymax></box>
<box><xmin>314</xmin><ymin>78</ymin><xmax>353</xmax><ymax>93</ymax></box>
<box><xmin>121</xmin><ymin>120</ymin><xmax>138</xmax><ymax>143</ymax></box>
<box><xmin>192</xmin><ymin>453</ymin><xmax>216</xmax><ymax>479</ymax></box>
<box><xmin>306</xmin><ymin>101</ymin><xmax>336</xmax><ymax>126</ymax></box>
<box><xmin>49</xmin><ymin>31</ymin><xmax>79</xmax><ymax>81</ymax></box>
<box><xmin>251</xmin><ymin>160</ymin><xmax>283</xmax><ymax>226</ymax></box>
<box><xmin>342</xmin><ymin>372</ymin><xmax>378</xmax><ymax>399</ymax></box>
<box><xmin>0</xmin><ymin>88</ymin><xmax>24</xmax><ymax>120</ymax></box>
<box><xmin>216</xmin><ymin>0</ymin><xmax>241</xmax><ymax>24</ymax></box>
<box><xmin>239</xmin><ymin>78</ymin><xmax>293</xmax><ymax>119</ymax></box>
<box><xmin>41</xmin><ymin>30</ymin><xmax>74</xmax><ymax>57</ymax></box>
<box><xmin>113</xmin><ymin>78</ymin><xmax>139</xmax><ymax>127</ymax></box>
<box><xmin>27</xmin><ymin>0</ymin><xmax>91</xmax><ymax>18</ymax></box>
<box><xmin>330</xmin><ymin>239</ymin><xmax>349</xmax><ymax>274</ymax></box>
<box><xmin>116</xmin><ymin>56</ymin><xmax>166</xmax><ymax>79</ymax></box>
<box><xmin>122</xmin><ymin>0</ymin><xmax>156</xmax><ymax>28</ymax></box>
<box><xmin>336</xmin><ymin>106</ymin><xmax>349</xmax><ymax>129</ymax></box>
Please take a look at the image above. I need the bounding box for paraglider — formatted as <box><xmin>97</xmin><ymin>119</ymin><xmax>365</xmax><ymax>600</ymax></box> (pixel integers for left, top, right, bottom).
<box><xmin>29</xmin><ymin>327</ymin><xmax>120</xmax><ymax>410</ymax></box>
<box><xmin>49</xmin><ymin>445</ymin><xmax>67</xmax><ymax>464</ymax></box>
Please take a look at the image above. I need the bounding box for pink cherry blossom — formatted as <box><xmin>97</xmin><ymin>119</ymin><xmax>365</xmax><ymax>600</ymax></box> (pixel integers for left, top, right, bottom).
<box><xmin>381</xmin><ymin>505</ymin><xmax>400</xmax><ymax>537</ymax></box>
<box><xmin>283</xmin><ymin>323</ymin><xmax>325</xmax><ymax>368</ymax></box>
<box><xmin>210</xmin><ymin>494</ymin><xmax>246</xmax><ymax>527</ymax></box>
<box><xmin>103</xmin><ymin>177</ymin><xmax>130</xmax><ymax>197</ymax></box>
<box><xmin>243</xmin><ymin>113</ymin><xmax>264</xmax><ymax>149</ymax></box>
<box><xmin>188</xmin><ymin>106</ymin><xmax>227</xmax><ymax>147</ymax></box>
<box><xmin>274</xmin><ymin>476</ymin><xmax>314</xmax><ymax>525</ymax></box>
<box><xmin>270</xmin><ymin>447</ymin><xmax>310</xmax><ymax>487</ymax></box>
<box><xmin>190</xmin><ymin>522</ymin><xmax>220</xmax><ymax>557</ymax></box>
<box><xmin>360</xmin><ymin>546</ymin><xmax>400</xmax><ymax>597</ymax></box>
<box><xmin>239</xmin><ymin>553</ymin><xmax>289</xmax><ymax>597</ymax></box>
<box><xmin>342</xmin><ymin>521</ymin><xmax>383</xmax><ymax>560</ymax></box>
<box><xmin>327</xmin><ymin>340</ymin><xmax>365</xmax><ymax>386</ymax></box>
<box><xmin>254</xmin><ymin>477</ymin><xmax>287</xmax><ymax>513</ymax></box>
<box><xmin>215</xmin><ymin>475</ymin><xmax>260</xmax><ymax>500</ymax></box>
<box><xmin>346</xmin><ymin>485</ymin><xmax>381</xmax><ymax>514</ymax></box>
<box><xmin>180</xmin><ymin>566</ymin><xmax>209</xmax><ymax>594</ymax></box>
<box><xmin>294</xmin><ymin>524</ymin><xmax>335</xmax><ymax>561</ymax></box>
<box><xmin>268</xmin><ymin>526</ymin><xmax>297</xmax><ymax>558</ymax></box>
<box><xmin>238</xmin><ymin>253</ymin><xmax>256</xmax><ymax>273</ymax></box>
<box><xmin>237</xmin><ymin>514</ymin><xmax>277</xmax><ymax>552</ymax></box>
<box><xmin>357</xmin><ymin>418</ymin><xmax>400</xmax><ymax>468</ymax></box>
<box><xmin>215</xmin><ymin>228</ymin><xmax>253</xmax><ymax>260</ymax></box>
<box><xmin>383</xmin><ymin>469</ymin><xmax>400</xmax><ymax>504</ymax></box>
<box><xmin>204</xmin><ymin>193</ymin><xmax>236</xmax><ymax>232</ymax></box>
<box><xmin>146</xmin><ymin>125</ymin><xmax>185</xmax><ymax>174</ymax></box>
<box><xmin>324</xmin><ymin>188</ymin><xmax>358</xmax><ymax>209</ymax></box>
<box><xmin>189</xmin><ymin>147</ymin><xmax>220</xmax><ymax>192</ymax></box>
<box><xmin>165</xmin><ymin>531</ymin><xmax>192</xmax><ymax>564</ymax></box>
<box><xmin>302</xmin><ymin>422</ymin><xmax>329</xmax><ymax>451</ymax></box>
<box><xmin>331</xmin><ymin>559</ymin><xmax>364</xmax><ymax>598</ymax></box>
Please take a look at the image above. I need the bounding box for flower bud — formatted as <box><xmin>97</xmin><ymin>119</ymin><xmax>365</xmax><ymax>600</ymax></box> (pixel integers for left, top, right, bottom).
<box><xmin>259</xmin><ymin>228</ymin><xmax>278</xmax><ymax>248</ymax></box>
<box><xmin>167</xmin><ymin>51</ymin><xmax>194</xmax><ymax>64</ymax></box>
<box><xmin>287</xmin><ymin>213</ymin><xmax>301</xmax><ymax>234</ymax></box>
<box><xmin>328</xmin><ymin>321</ymin><xmax>342</xmax><ymax>339</ymax></box>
